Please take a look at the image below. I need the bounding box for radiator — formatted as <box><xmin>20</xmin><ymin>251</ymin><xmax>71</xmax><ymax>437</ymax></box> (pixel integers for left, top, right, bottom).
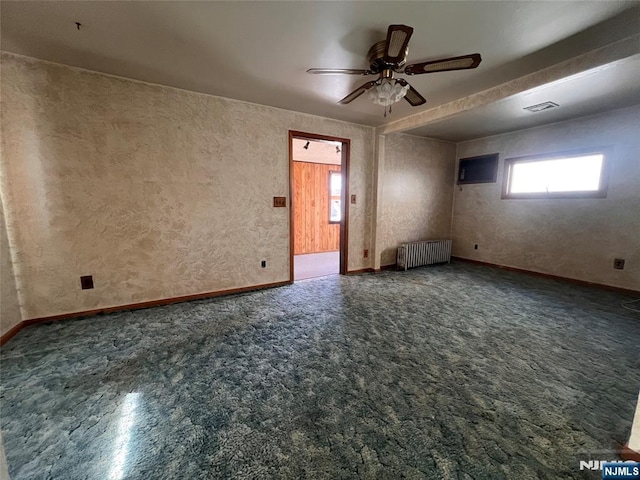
<box><xmin>397</xmin><ymin>239</ymin><xmax>452</xmax><ymax>271</ymax></box>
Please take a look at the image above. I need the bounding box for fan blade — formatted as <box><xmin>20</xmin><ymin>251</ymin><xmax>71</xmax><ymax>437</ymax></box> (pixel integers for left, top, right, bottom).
<box><xmin>338</xmin><ymin>80</ymin><xmax>377</xmax><ymax>104</ymax></box>
<box><xmin>396</xmin><ymin>79</ymin><xmax>426</xmax><ymax>106</ymax></box>
<box><xmin>307</xmin><ymin>68</ymin><xmax>374</xmax><ymax>75</ymax></box>
<box><xmin>384</xmin><ymin>25</ymin><xmax>413</xmax><ymax>64</ymax></box>
<box><xmin>405</xmin><ymin>53</ymin><xmax>482</xmax><ymax>75</ymax></box>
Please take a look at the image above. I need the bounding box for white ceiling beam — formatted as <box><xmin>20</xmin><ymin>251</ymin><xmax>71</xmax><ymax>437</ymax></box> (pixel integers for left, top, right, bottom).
<box><xmin>377</xmin><ymin>34</ymin><xmax>640</xmax><ymax>136</ymax></box>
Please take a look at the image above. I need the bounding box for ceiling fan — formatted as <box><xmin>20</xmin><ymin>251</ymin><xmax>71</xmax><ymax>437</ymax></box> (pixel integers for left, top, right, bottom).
<box><xmin>307</xmin><ymin>25</ymin><xmax>481</xmax><ymax>116</ymax></box>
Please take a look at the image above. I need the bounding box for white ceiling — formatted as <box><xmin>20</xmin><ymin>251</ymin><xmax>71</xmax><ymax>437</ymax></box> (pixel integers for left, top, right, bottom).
<box><xmin>2</xmin><ymin>1</ymin><xmax>639</xmax><ymax>139</ymax></box>
<box><xmin>292</xmin><ymin>138</ymin><xmax>342</xmax><ymax>166</ymax></box>
<box><xmin>406</xmin><ymin>55</ymin><xmax>640</xmax><ymax>141</ymax></box>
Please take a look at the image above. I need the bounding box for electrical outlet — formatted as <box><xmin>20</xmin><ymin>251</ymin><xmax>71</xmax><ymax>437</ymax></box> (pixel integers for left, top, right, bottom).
<box><xmin>80</xmin><ymin>275</ymin><xmax>94</xmax><ymax>289</ymax></box>
<box><xmin>613</xmin><ymin>258</ymin><xmax>625</xmax><ymax>270</ymax></box>
<box><xmin>474</xmin><ymin>244</ymin><xmax>478</xmax><ymax>250</ymax></box>
<box><xmin>261</xmin><ymin>260</ymin><xmax>267</xmax><ymax>268</ymax></box>
<box><xmin>364</xmin><ymin>249</ymin><xmax>369</xmax><ymax>258</ymax></box>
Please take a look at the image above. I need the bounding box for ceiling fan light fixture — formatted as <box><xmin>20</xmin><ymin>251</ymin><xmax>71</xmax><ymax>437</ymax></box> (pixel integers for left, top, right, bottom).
<box><xmin>308</xmin><ymin>25</ymin><xmax>479</xmax><ymax>115</ymax></box>
<box><xmin>369</xmin><ymin>78</ymin><xmax>409</xmax><ymax>107</ymax></box>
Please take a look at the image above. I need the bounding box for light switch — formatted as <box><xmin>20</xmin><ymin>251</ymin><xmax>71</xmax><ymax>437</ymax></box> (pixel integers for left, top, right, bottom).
<box><xmin>351</xmin><ymin>194</ymin><xmax>356</xmax><ymax>204</ymax></box>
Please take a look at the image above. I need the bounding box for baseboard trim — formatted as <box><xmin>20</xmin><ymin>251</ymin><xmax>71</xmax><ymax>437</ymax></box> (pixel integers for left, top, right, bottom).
<box><xmin>381</xmin><ymin>264</ymin><xmax>397</xmax><ymax>271</ymax></box>
<box><xmin>0</xmin><ymin>321</ymin><xmax>24</xmax><ymax>347</ymax></box>
<box><xmin>373</xmin><ymin>264</ymin><xmax>398</xmax><ymax>273</ymax></box>
<box><xmin>620</xmin><ymin>444</ymin><xmax>640</xmax><ymax>462</ymax></box>
<box><xmin>452</xmin><ymin>256</ymin><xmax>640</xmax><ymax>295</ymax></box>
<box><xmin>347</xmin><ymin>268</ymin><xmax>375</xmax><ymax>275</ymax></box>
<box><xmin>1</xmin><ymin>280</ymin><xmax>290</xmax><ymax>346</ymax></box>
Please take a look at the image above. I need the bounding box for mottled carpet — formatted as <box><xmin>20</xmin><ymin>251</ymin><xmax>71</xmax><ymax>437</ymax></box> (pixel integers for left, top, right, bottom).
<box><xmin>1</xmin><ymin>262</ymin><xmax>639</xmax><ymax>479</ymax></box>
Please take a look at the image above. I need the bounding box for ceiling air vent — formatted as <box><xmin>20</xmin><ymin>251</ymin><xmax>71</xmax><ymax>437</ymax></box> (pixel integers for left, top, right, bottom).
<box><xmin>523</xmin><ymin>101</ymin><xmax>559</xmax><ymax>113</ymax></box>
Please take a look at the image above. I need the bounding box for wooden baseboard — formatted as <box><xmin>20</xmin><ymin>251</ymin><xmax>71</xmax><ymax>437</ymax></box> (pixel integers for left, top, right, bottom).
<box><xmin>1</xmin><ymin>280</ymin><xmax>290</xmax><ymax>347</ymax></box>
<box><xmin>451</xmin><ymin>256</ymin><xmax>640</xmax><ymax>295</ymax></box>
<box><xmin>347</xmin><ymin>268</ymin><xmax>375</xmax><ymax>275</ymax></box>
<box><xmin>373</xmin><ymin>264</ymin><xmax>398</xmax><ymax>273</ymax></box>
<box><xmin>381</xmin><ymin>264</ymin><xmax>397</xmax><ymax>271</ymax></box>
<box><xmin>0</xmin><ymin>321</ymin><xmax>24</xmax><ymax>347</ymax></box>
<box><xmin>620</xmin><ymin>444</ymin><xmax>640</xmax><ymax>462</ymax></box>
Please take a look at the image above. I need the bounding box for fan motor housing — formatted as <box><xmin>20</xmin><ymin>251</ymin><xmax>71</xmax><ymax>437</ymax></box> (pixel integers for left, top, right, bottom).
<box><xmin>367</xmin><ymin>40</ymin><xmax>408</xmax><ymax>72</ymax></box>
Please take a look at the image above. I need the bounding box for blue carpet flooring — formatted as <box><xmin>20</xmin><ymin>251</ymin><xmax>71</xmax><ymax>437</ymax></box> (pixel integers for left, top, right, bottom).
<box><xmin>1</xmin><ymin>262</ymin><xmax>639</xmax><ymax>479</ymax></box>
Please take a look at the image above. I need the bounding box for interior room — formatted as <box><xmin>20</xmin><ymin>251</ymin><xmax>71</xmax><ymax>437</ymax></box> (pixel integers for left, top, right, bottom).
<box><xmin>1</xmin><ymin>2</ymin><xmax>639</xmax><ymax>479</ymax></box>
<box><xmin>292</xmin><ymin>137</ymin><xmax>343</xmax><ymax>281</ymax></box>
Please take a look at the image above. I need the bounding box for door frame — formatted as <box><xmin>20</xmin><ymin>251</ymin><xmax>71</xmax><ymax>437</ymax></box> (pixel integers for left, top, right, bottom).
<box><xmin>289</xmin><ymin>131</ymin><xmax>351</xmax><ymax>282</ymax></box>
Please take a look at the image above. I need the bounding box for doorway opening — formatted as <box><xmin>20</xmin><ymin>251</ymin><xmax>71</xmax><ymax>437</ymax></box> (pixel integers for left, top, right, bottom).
<box><xmin>289</xmin><ymin>131</ymin><xmax>350</xmax><ymax>282</ymax></box>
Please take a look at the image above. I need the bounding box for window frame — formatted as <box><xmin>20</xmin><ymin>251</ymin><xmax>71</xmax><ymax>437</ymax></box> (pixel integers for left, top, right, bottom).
<box><xmin>501</xmin><ymin>146</ymin><xmax>611</xmax><ymax>200</ymax></box>
<box><xmin>328</xmin><ymin>170</ymin><xmax>341</xmax><ymax>224</ymax></box>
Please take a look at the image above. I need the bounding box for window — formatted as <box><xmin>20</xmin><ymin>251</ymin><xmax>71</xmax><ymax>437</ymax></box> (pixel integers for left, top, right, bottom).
<box><xmin>329</xmin><ymin>171</ymin><xmax>341</xmax><ymax>223</ymax></box>
<box><xmin>502</xmin><ymin>148</ymin><xmax>609</xmax><ymax>199</ymax></box>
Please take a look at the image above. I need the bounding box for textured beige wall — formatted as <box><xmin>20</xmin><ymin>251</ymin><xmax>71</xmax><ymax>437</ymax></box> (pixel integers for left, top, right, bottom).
<box><xmin>0</xmin><ymin>53</ymin><xmax>374</xmax><ymax>320</ymax></box>
<box><xmin>378</xmin><ymin>134</ymin><xmax>456</xmax><ymax>266</ymax></box>
<box><xmin>452</xmin><ymin>106</ymin><xmax>640</xmax><ymax>291</ymax></box>
<box><xmin>1</xmin><ymin>196</ymin><xmax>22</xmax><ymax>336</ymax></box>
